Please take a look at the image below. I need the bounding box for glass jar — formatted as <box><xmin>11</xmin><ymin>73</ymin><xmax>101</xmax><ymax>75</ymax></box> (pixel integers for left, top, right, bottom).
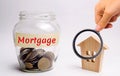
<box><xmin>13</xmin><ymin>11</ymin><xmax>60</xmax><ymax>72</ymax></box>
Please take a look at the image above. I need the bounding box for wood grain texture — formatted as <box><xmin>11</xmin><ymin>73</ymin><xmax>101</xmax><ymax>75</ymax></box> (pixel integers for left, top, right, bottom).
<box><xmin>77</xmin><ymin>36</ymin><xmax>108</xmax><ymax>72</ymax></box>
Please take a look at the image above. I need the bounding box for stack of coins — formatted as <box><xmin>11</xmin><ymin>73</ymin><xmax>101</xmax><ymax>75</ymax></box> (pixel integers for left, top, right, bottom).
<box><xmin>19</xmin><ymin>47</ymin><xmax>55</xmax><ymax>71</ymax></box>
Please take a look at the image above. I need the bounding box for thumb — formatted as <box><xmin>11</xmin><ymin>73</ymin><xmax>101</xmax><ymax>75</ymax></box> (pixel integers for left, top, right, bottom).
<box><xmin>96</xmin><ymin>12</ymin><xmax>113</xmax><ymax>31</ymax></box>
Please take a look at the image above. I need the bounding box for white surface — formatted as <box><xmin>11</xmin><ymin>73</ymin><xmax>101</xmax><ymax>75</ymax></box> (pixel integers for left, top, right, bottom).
<box><xmin>0</xmin><ymin>0</ymin><xmax>120</xmax><ymax>76</ymax></box>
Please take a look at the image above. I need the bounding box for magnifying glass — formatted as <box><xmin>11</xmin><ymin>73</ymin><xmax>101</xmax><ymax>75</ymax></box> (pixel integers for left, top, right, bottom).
<box><xmin>72</xmin><ymin>29</ymin><xmax>103</xmax><ymax>60</ymax></box>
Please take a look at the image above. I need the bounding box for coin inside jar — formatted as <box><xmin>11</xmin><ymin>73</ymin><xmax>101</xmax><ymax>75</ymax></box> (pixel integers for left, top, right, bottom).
<box><xmin>20</xmin><ymin>48</ymin><xmax>33</xmax><ymax>62</ymax></box>
<box><xmin>36</xmin><ymin>49</ymin><xmax>45</xmax><ymax>55</ymax></box>
<box><xmin>26</xmin><ymin>49</ymin><xmax>45</xmax><ymax>62</ymax></box>
<box><xmin>44</xmin><ymin>51</ymin><xmax>55</xmax><ymax>61</ymax></box>
<box><xmin>25</xmin><ymin>62</ymin><xmax>33</xmax><ymax>69</ymax></box>
<box><xmin>19</xmin><ymin>47</ymin><xmax>55</xmax><ymax>71</ymax></box>
<box><xmin>23</xmin><ymin>52</ymin><xmax>32</xmax><ymax>62</ymax></box>
<box><xmin>38</xmin><ymin>57</ymin><xmax>52</xmax><ymax>71</ymax></box>
<box><xmin>20</xmin><ymin>48</ymin><xmax>34</xmax><ymax>54</ymax></box>
<box><xmin>28</xmin><ymin>50</ymin><xmax>39</xmax><ymax>60</ymax></box>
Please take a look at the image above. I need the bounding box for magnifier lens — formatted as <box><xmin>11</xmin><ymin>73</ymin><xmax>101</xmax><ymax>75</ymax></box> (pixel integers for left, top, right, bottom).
<box><xmin>73</xmin><ymin>29</ymin><xmax>103</xmax><ymax>59</ymax></box>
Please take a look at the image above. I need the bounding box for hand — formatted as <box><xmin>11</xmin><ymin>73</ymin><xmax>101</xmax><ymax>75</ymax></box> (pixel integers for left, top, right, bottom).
<box><xmin>95</xmin><ymin>0</ymin><xmax>120</xmax><ymax>31</ymax></box>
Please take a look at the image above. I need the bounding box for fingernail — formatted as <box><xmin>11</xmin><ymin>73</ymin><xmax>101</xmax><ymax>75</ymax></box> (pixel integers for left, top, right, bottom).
<box><xmin>95</xmin><ymin>25</ymin><xmax>101</xmax><ymax>32</ymax></box>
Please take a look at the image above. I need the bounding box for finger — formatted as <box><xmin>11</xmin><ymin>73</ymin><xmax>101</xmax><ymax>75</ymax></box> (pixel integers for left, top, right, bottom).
<box><xmin>105</xmin><ymin>23</ymin><xmax>113</xmax><ymax>29</ymax></box>
<box><xmin>96</xmin><ymin>12</ymin><xmax>113</xmax><ymax>31</ymax></box>
<box><xmin>110</xmin><ymin>15</ymin><xmax>118</xmax><ymax>22</ymax></box>
<box><xmin>95</xmin><ymin>4</ymin><xmax>104</xmax><ymax>24</ymax></box>
<box><xmin>95</xmin><ymin>12</ymin><xmax>102</xmax><ymax>24</ymax></box>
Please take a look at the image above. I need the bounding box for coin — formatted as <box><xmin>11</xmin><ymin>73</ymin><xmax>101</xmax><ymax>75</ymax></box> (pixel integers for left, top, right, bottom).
<box><xmin>26</xmin><ymin>49</ymin><xmax>45</xmax><ymax>62</ymax></box>
<box><xmin>20</xmin><ymin>48</ymin><xmax>33</xmax><ymax>61</ymax></box>
<box><xmin>20</xmin><ymin>48</ymin><xmax>34</xmax><ymax>54</ymax></box>
<box><xmin>23</xmin><ymin>52</ymin><xmax>32</xmax><ymax>62</ymax></box>
<box><xmin>27</xmin><ymin>50</ymin><xmax>38</xmax><ymax>60</ymax></box>
<box><xmin>44</xmin><ymin>51</ymin><xmax>55</xmax><ymax>60</ymax></box>
<box><xmin>25</xmin><ymin>62</ymin><xmax>33</xmax><ymax>69</ymax></box>
<box><xmin>36</xmin><ymin>49</ymin><xmax>45</xmax><ymax>56</ymax></box>
<box><xmin>37</xmin><ymin>57</ymin><xmax>52</xmax><ymax>71</ymax></box>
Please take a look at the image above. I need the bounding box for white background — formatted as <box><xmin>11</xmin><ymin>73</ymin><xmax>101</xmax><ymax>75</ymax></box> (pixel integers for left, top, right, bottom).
<box><xmin>0</xmin><ymin>0</ymin><xmax>120</xmax><ymax>76</ymax></box>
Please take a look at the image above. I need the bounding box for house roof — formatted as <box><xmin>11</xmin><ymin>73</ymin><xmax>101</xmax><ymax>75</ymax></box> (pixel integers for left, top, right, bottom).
<box><xmin>77</xmin><ymin>35</ymin><xmax>108</xmax><ymax>50</ymax></box>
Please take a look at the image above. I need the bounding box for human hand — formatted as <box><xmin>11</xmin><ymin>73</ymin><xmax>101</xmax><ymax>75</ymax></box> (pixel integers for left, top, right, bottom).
<box><xmin>95</xmin><ymin>0</ymin><xmax>120</xmax><ymax>31</ymax></box>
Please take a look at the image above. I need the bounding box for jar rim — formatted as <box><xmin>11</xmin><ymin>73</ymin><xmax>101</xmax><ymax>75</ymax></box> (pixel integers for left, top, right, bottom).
<box><xmin>19</xmin><ymin>11</ymin><xmax>55</xmax><ymax>20</ymax></box>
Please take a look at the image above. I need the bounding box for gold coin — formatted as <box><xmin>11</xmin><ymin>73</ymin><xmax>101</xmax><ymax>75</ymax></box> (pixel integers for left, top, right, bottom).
<box><xmin>38</xmin><ymin>57</ymin><xmax>52</xmax><ymax>71</ymax></box>
<box><xmin>25</xmin><ymin>62</ymin><xmax>33</xmax><ymax>69</ymax></box>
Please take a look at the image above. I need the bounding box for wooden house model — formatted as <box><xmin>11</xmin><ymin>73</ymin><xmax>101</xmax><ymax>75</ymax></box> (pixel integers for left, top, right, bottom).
<box><xmin>77</xmin><ymin>36</ymin><xmax>108</xmax><ymax>72</ymax></box>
